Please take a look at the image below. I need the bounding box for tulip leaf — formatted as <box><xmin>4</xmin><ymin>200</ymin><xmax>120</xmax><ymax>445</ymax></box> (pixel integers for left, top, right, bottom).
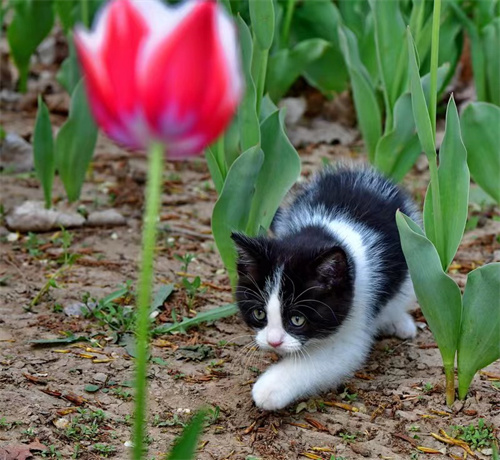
<box><xmin>458</xmin><ymin>263</ymin><xmax>500</xmax><ymax>399</ymax></box>
<box><xmin>57</xmin><ymin>33</ymin><xmax>80</xmax><ymax>95</ymax></box>
<box><xmin>166</xmin><ymin>410</ymin><xmax>206</xmax><ymax>460</ymax></box>
<box><xmin>236</xmin><ymin>15</ymin><xmax>260</xmax><ymax>153</ymax></box>
<box><xmin>249</xmin><ymin>0</ymin><xmax>275</xmax><ymax>51</ymax></box>
<box><xmin>396</xmin><ymin>211</ymin><xmax>462</xmax><ymax>372</ymax></box>
<box><xmin>7</xmin><ymin>0</ymin><xmax>55</xmax><ymax>92</ymax></box>
<box><xmin>424</xmin><ymin>96</ymin><xmax>469</xmax><ymax>270</ymax></box>
<box><xmin>369</xmin><ymin>0</ymin><xmax>407</xmax><ymax>121</ymax></box>
<box><xmin>54</xmin><ymin>0</ymin><xmax>79</xmax><ymax>33</ymax></box>
<box><xmin>374</xmin><ymin>93</ymin><xmax>421</xmax><ymax>182</ymax></box>
<box><xmin>33</xmin><ymin>96</ymin><xmax>55</xmax><ymax>209</ymax></box>
<box><xmin>461</xmin><ymin>102</ymin><xmax>500</xmax><ymax>204</ymax></box>
<box><xmin>55</xmin><ymin>80</ymin><xmax>98</xmax><ymax>202</ymax></box>
<box><xmin>267</xmin><ymin>38</ymin><xmax>329</xmax><ymax>102</ymax></box>
<box><xmin>407</xmin><ymin>27</ymin><xmax>436</xmax><ymax>161</ymax></box>
<box><xmin>205</xmin><ymin>150</ymin><xmax>224</xmax><ymax>195</ymax></box>
<box><xmin>246</xmin><ymin>110</ymin><xmax>301</xmax><ymax>235</ymax></box>
<box><xmin>483</xmin><ymin>18</ymin><xmax>500</xmax><ymax>105</ymax></box>
<box><xmin>212</xmin><ymin>146</ymin><xmax>264</xmax><ymax>286</ymax></box>
<box><xmin>338</xmin><ymin>24</ymin><xmax>382</xmax><ymax>163</ymax></box>
<box><xmin>291</xmin><ymin>0</ymin><xmax>348</xmax><ymax>94</ymax></box>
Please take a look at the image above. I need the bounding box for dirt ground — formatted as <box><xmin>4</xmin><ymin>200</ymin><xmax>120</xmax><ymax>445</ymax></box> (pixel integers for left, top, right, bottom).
<box><xmin>1</xmin><ymin>48</ymin><xmax>499</xmax><ymax>460</ymax></box>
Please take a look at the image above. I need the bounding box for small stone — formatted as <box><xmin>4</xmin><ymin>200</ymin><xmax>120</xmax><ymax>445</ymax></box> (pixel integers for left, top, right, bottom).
<box><xmin>279</xmin><ymin>97</ymin><xmax>307</xmax><ymax>126</ymax></box>
<box><xmin>350</xmin><ymin>443</ymin><xmax>372</xmax><ymax>457</ymax></box>
<box><xmin>93</xmin><ymin>373</ymin><xmax>108</xmax><ymax>384</ymax></box>
<box><xmin>0</xmin><ymin>132</ymin><xmax>34</xmax><ymax>173</ymax></box>
<box><xmin>53</xmin><ymin>418</ymin><xmax>70</xmax><ymax>429</ymax></box>
<box><xmin>6</xmin><ymin>232</ymin><xmax>19</xmax><ymax>242</ymax></box>
<box><xmin>5</xmin><ymin>201</ymin><xmax>85</xmax><ymax>232</ymax></box>
<box><xmin>87</xmin><ymin>209</ymin><xmax>126</xmax><ymax>227</ymax></box>
<box><xmin>64</xmin><ymin>301</ymin><xmax>96</xmax><ymax>317</ymax></box>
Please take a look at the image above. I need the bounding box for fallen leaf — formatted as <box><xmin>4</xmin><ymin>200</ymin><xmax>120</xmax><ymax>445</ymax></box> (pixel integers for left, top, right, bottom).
<box><xmin>323</xmin><ymin>401</ymin><xmax>359</xmax><ymax>412</ymax></box>
<box><xmin>63</xmin><ymin>392</ymin><xmax>86</xmax><ymax>405</ymax></box>
<box><xmin>0</xmin><ymin>440</ymin><xmax>47</xmax><ymax>460</ymax></box>
<box><xmin>23</xmin><ymin>373</ymin><xmax>48</xmax><ymax>385</ymax></box>
<box><xmin>304</xmin><ymin>416</ymin><xmax>329</xmax><ymax>432</ymax></box>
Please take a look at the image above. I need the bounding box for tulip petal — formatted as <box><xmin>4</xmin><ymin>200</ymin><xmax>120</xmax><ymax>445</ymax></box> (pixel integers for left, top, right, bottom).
<box><xmin>139</xmin><ymin>1</ymin><xmax>241</xmax><ymax>156</ymax></box>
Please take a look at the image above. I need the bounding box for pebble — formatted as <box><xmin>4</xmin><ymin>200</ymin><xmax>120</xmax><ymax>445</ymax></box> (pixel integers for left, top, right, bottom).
<box><xmin>6</xmin><ymin>201</ymin><xmax>85</xmax><ymax>232</ymax></box>
<box><xmin>279</xmin><ymin>97</ymin><xmax>307</xmax><ymax>126</ymax></box>
<box><xmin>87</xmin><ymin>209</ymin><xmax>126</xmax><ymax>227</ymax></box>
<box><xmin>63</xmin><ymin>301</ymin><xmax>96</xmax><ymax>317</ymax></box>
<box><xmin>93</xmin><ymin>373</ymin><xmax>108</xmax><ymax>384</ymax></box>
<box><xmin>0</xmin><ymin>132</ymin><xmax>34</xmax><ymax>173</ymax></box>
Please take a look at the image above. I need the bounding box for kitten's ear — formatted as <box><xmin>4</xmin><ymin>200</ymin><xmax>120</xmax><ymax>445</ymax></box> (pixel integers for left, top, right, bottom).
<box><xmin>313</xmin><ymin>247</ymin><xmax>348</xmax><ymax>287</ymax></box>
<box><xmin>231</xmin><ymin>232</ymin><xmax>266</xmax><ymax>279</ymax></box>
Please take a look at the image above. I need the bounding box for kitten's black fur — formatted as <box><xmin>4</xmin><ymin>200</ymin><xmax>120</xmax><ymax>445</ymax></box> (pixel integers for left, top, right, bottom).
<box><xmin>232</xmin><ymin>165</ymin><xmax>418</xmax><ymax>343</ymax></box>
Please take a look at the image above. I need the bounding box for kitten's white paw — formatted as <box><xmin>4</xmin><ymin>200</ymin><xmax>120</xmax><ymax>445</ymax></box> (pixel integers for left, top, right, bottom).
<box><xmin>252</xmin><ymin>367</ymin><xmax>295</xmax><ymax>410</ymax></box>
<box><xmin>393</xmin><ymin>312</ymin><xmax>417</xmax><ymax>339</ymax></box>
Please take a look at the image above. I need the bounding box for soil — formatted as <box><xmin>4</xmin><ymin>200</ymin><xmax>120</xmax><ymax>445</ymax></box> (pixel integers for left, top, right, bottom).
<box><xmin>1</xmin><ymin>43</ymin><xmax>499</xmax><ymax>460</ymax></box>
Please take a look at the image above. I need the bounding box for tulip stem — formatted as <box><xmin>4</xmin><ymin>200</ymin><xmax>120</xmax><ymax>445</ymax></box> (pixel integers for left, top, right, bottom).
<box><xmin>81</xmin><ymin>0</ymin><xmax>89</xmax><ymax>28</ymax></box>
<box><xmin>133</xmin><ymin>142</ymin><xmax>164</xmax><ymax>460</ymax></box>
<box><xmin>254</xmin><ymin>48</ymin><xmax>269</xmax><ymax>116</ymax></box>
<box><xmin>281</xmin><ymin>0</ymin><xmax>296</xmax><ymax>47</ymax></box>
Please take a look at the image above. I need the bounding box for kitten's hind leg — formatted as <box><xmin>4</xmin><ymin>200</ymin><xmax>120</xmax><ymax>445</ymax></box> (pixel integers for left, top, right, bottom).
<box><xmin>375</xmin><ymin>276</ymin><xmax>417</xmax><ymax>340</ymax></box>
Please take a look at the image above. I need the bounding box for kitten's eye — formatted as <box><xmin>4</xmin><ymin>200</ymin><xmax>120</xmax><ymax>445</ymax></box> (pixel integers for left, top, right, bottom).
<box><xmin>290</xmin><ymin>315</ymin><xmax>306</xmax><ymax>327</ymax></box>
<box><xmin>252</xmin><ymin>308</ymin><xmax>266</xmax><ymax>321</ymax></box>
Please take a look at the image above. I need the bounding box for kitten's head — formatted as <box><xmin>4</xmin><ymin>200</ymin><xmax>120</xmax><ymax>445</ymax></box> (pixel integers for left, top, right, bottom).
<box><xmin>231</xmin><ymin>228</ymin><xmax>354</xmax><ymax>354</ymax></box>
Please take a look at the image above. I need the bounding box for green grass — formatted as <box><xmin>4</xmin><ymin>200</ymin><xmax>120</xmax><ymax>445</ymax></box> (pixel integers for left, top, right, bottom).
<box><xmin>450</xmin><ymin>419</ymin><xmax>496</xmax><ymax>450</ymax></box>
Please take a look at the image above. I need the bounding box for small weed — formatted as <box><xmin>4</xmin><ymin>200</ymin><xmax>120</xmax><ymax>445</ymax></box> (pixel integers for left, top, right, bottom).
<box><xmin>340</xmin><ymin>387</ymin><xmax>358</xmax><ymax>402</ymax></box>
<box><xmin>422</xmin><ymin>382</ymin><xmax>434</xmax><ymax>393</ymax></box>
<box><xmin>409</xmin><ymin>425</ymin><xmax>420</xmax><ymax>432</ymax></box>
<box><xmin>450</xmin><ymin>419</ymin><xmax>495</xmax><ymax>450</ymax></box>
<box><xmin>205</xmin><ymin>406</ymin><xmax>220</xmax><ymax>425</ymax></box>
<box><xmin>173</xmin><ymin>373</ymin><xmax>185</xmax><ymax>380</ymax></box>
<box><xmin>24</xmin><ymin>232</ymin><xmax>45</xmax><ymax>257</ymax></box>
<box><xmin>152</xmin><ymin>413</ymin><xmax>185</xmax><ymax>428</ymax></box>
<box><xmin>22</xmin><ymin>427</ymin><xmax>36</xmax><ymax>439</ymax></box>
<box><xmin>182</xmin><ymin>276</ymin><xmax>206</xmax><ymax>310</ymax></box>
<box><xmin>0</xmin><ymin>417</ymin><xmax>10</xmax><ymax>429</ymax></box>
<box><xmin>111</xmin><ymin>387</ymin><xmax>133</xmax><ymax>401</ymax></box>
<box><xmin>92</xmin><ymin>443</ymin><xmax>116</xmax><ymax>457</ymax></box>
<box><xmin>339</xmin><ymin>431</ymin><xmax>357</xmax><ymax>443</ymax></box>
<box><xmin>174</xmin><ymin>253</ymin><xmax>196</xmax><ymax>273</ymax></box>
<box><xmin>64</xmin><ymin>409</ymin><xmax>107</xmax><ymax>442</ymax></box>
<box><xmin>41</xmin><ymin>446</ymin><xmax>62</xmax><ymax>458</ymax></box>
<box><xmin>330</xmin><ymin>456</ymin><xmax>347</xmax><ymax>460</ymax></box>
<box><xmin>52</xmin><ymin>303</ymin><xmax>63</xmax><ymax>313</ymax></box>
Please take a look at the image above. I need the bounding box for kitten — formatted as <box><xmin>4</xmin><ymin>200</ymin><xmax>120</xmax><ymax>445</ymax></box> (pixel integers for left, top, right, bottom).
<box><xmin>232</xmin><ymin>165</ymin><xmax>420</xmax><ymax>410</ymax></box>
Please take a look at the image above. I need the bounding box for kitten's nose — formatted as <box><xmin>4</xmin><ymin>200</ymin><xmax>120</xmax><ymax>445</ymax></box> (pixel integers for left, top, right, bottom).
<box><xmin>268</xmin><ymin>338</ymin><xmax>283</xmax><ymax>348</ymax></box>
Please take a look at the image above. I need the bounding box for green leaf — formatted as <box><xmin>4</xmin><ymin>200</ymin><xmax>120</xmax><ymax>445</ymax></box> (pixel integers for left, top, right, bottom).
<box><xmin>7</xmin><ymin>0</ymin><xmax>55</xmax><ymax>92</ymax></box>
<box><xmin>84</xmin><ymin>384</ymin><xmax>100</xmax><ymax>393</ymax></box>
<box><xmin>338</xmin><ymin>25</ymin><xmax>382</xmax><ymax>162</ymax></box>
<box><xmin>237</xmin><ymin>15</ymin><xmax>260</xmax><ymax>152</ymax></box>
<box><xmin>291</xmin><ymin>0</ymin><xmax>348</xmax><ymax>94</ymax></box>
<box><xmin>56</xmin><ymin>33</ymin><xmax>80</xmax><ymax>95</ymax></box>
<box><xmin>166</xmin><ymin>410</ymin><xmax>206</xmax><ymax>460</ymax></box>
<box><xmin>458</xmin><ymin>263</ymin><xmax>500</xmax><ymax>399</ymax></box>
<box><xmin>461</xmin><ymin>102</ymin><xmax>500</xmax><ymax>203</ymax></box>
<box><xmin>212</xmin><ymin>147</ymin><xmax>264</xmax><ymax>285</ymax></box>
<box><xmin>267</xmin><ymin>38</ymin><xmax>329</xmax><ymax>102</ymax></box>
<box><xmin>396</xmin><ymin>211</ymin><xmax>462</xmax><ymax>371</ymax></box>
<box><xmin>153</xmin><ymin>304</ymin><xmax>238</xmax><ymax>336</ymax></box>
<box><xmin>55</xmin><ymin>80</ymin><xmax>98</xmax><ymax>202</ymax></box>
<box><xmin>33</xmin><ymin>96</ymin><xmax>55</xmax><ymax>209</ymax></box>
<box><xmin>407</xmin><ymin>27</ymin><xmax>436</xmax><ymax>161</ymax></box>
<box><xmin>152</xmin><ymin>284</ymin><xmax>174</xmax><ymax>310</ymax></box>
<box><xmin>374</xmin><ymin>93</ymin><xmax>421</xmax><ymax>182</ymax></box>
<box><xmin>205</xmin><ymin>149</ymin><xmax>224</xmax><ymax>195</ymax></box>
<box><xmin>424</xmin><ymin>96</ymin><xmax>469</xmax><ymax>270</ymax></box>
<box><xmin>482</xmin><ymin>17</ymin><xmax>500</xmax><ymax>106</ymax></box>
<box><xmin>54</xmin><ymin>0</ymin><xmax>78</xmax><ymax>33</ymax></box>
<box><xmin>246</xmin><ymin>110</ymin><xmax>301</xmax><ymax>234</ymax></box>
<box><xmin>249</xmin><ymin>0</ymin><xmax>275</xmax><ymax>50</ymax></box>
<box><xmin>369</xmin><ymin>0</ymin><xmax>408</xmax><ymax>120</ymax></box>
<box><xmin>31</xmin><ymin>334</ymin><xmax>88</xmax><ymax>346</ymax></box>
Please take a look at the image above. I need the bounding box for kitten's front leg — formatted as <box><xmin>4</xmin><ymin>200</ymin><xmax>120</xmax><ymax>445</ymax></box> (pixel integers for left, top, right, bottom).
<box><xmin>252</xmin><ymin>329</ymin><xmax>373</xmax><ymax>410</ymax></box>
<box><xmin>252</xmin><ymin>360</ymin><xmax>299</xmax><ymax>411</ymax></box>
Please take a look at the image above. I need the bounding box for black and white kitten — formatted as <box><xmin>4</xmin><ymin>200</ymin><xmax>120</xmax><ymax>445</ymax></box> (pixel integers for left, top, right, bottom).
<box><xmin>232</xmin><ymin>165</ymin><xmax>420</xmax><ymax>410</ymax></box>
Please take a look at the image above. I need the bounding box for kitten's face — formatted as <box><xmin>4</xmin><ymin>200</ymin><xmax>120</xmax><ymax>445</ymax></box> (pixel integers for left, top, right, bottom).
<box><xmin>232</xmin><ymin>231</ymin><xmax>354</xmax><ymax>354</ymax></box>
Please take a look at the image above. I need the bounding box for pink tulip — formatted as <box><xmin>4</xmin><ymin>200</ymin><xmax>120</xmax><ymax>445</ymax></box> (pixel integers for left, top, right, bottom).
<box><xmin>74</xmin><ymin>0</ymin><xmax>242</xmax><ymax>158</ymax></box>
